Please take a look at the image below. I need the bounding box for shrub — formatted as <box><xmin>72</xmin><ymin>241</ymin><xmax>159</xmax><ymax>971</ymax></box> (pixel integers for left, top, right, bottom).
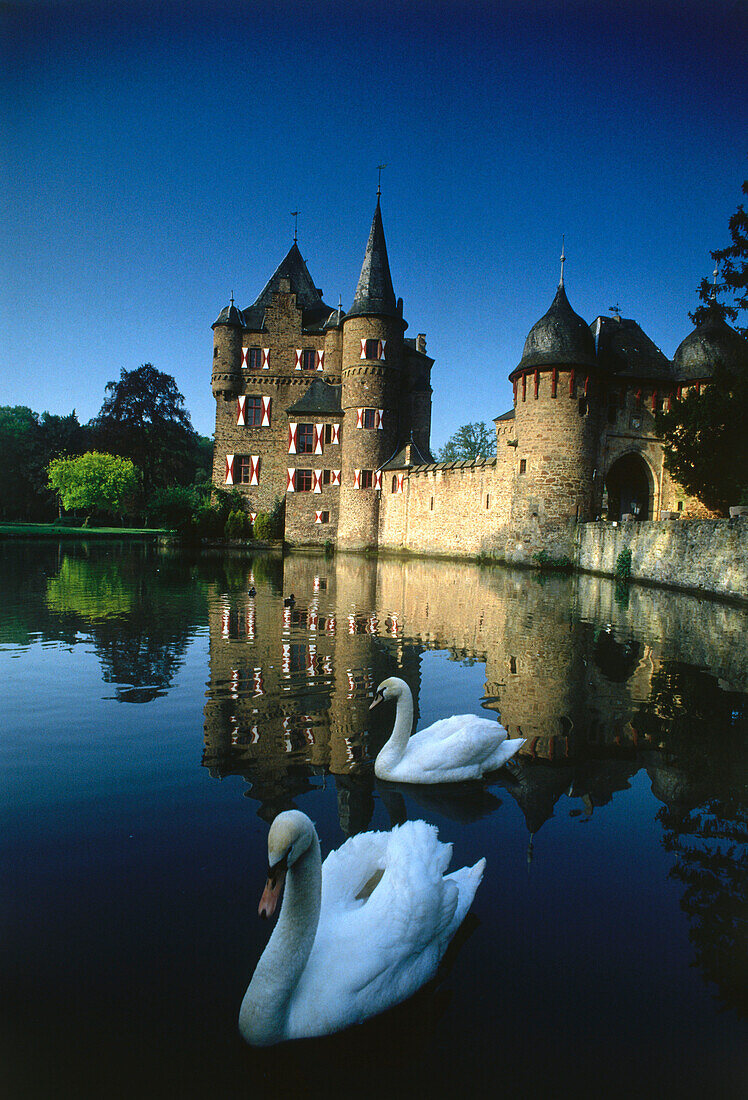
<box><xmin>253</xmin><ymin>512</ymin><xmax>273</xmax><ymax>540</ymax></box>
<box><xmin>614</xmin><ymin>547</ymin><xmax>632</xmax><ymax>583</ymax></box>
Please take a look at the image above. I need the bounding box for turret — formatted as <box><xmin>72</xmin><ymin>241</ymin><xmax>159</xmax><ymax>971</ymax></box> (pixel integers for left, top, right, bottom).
<box><xmin>673</xmin><ymin>302</ymin><xmax>747</xmax><ymax>388</ymax></box>
<box><xmin>211</xmin><ymin>297</ymin><xmax>244</xmax><ymax>399</ymax></box>
<box><xmin>508</xmin><ymin>254</ymin><xmax>604</xmax><ymax>524</ymax></box>
<box><xmin>338</xmin><ymin>196</ymin><xmax>406</xmax><ymax>548</ymax></box>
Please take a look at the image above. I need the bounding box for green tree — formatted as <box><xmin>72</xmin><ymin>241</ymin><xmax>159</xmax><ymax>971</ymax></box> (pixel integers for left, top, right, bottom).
<box><xmin>0</xmin><ymin>406</ymin><xmax>87</xmax><ymax>519</ymax></box>
<box><xmin>48</xmin><ymin>452</ymin><xmax>140</xmax><ymax>521</ymax></box>
<box><xmin>692</xmin><ymin>176</ymin><xmax>748</xmax><ymax>334</ymax></box>
<box><xmin>438</xmin><ymin>422</ymin><xmax>496</xmax><ymax>461</ymax></box>
<box><xmin>90</xmin><ymin>364</ymin><xmax>198</xmax><ymax>494</ymax></box>
<box><xmin>656</xmin><ymin>367</ymin><xmax>748</xmax><ymax>512</ymax></box>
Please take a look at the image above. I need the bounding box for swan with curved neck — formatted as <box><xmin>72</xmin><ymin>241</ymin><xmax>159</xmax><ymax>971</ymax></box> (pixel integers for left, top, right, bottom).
<box><xmin>239</xmin><ymin>809</ymin><xmax>485</xmax><ymax>1045</ymax></box>
<box><xmin>370</xmin><ymin>677</ymin><xmax>525</xmax><ymax>784</ymax></box>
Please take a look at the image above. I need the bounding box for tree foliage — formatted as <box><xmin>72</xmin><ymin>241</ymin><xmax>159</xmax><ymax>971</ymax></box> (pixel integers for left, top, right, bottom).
<box><xmin>692</xmin><ymin>176</ymin><xmax>748</xmax><ymax>334</ymax></box>
<box><xmin>658</xmin><ymin>174</ymin><xmax>748</xmax><ymax>513</ymax></box>
<box><xmin>438</xmin><ymin>421</ymin><xmax>496</xmax><ymax>462</ymax></box>
<box><xmin>48</xmin><ymin>452</ymin><xmax>140</xmax><ymax>518</ymax></box>
<box><xmin>0</xmin><ymin>406</ymin><xmax>88</xmax><ymax>519</ymax></box>
<box><xmin>91</xmin><ymin>364</ymin><xmax>198</xmax><ymax>494</ymax></box>
<box><xmin>656</xmin><ymin>366</ymin><xmax>748</xmax><ymax>512</ymax></box>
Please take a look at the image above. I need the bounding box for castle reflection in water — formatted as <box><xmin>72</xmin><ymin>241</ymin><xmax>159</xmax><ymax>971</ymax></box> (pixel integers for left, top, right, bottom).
<box><xmin>203</xmin><ymin>552</ymin><xmax>747</xmax><ymax>839</ymax></box>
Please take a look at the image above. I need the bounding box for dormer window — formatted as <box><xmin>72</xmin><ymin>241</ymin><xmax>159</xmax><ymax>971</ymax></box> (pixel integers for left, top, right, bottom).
<box><xmin>248</xmin><ymin>347</ymin><xmax>262</xmax><ymax>370</ymax></box>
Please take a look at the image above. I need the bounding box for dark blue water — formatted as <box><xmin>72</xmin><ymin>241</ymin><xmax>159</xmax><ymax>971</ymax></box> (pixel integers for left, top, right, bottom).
<box><xmin>1</xmin><ymin>541</ymin><xmax>746</xmax><ymax>1098</ymax></box>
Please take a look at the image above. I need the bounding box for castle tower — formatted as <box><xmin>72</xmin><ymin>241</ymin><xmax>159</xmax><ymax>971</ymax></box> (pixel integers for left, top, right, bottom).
<box><xmin>508</xmin><ymin>258</ymin><xmax>604</xmax><ymax>524</ymax></box>
<box><xmin>337</xmin><ymin>197</ymin><xmax>406</xmax><ymax>549</ymax></box>
<box><xmin>211</xmin><ymin>297</ymin><xmax>244</xmax><ymax>400</ymax></box>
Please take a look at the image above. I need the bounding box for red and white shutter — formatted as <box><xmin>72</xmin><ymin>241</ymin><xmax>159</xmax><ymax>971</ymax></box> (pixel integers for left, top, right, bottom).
<box><xmin>249</xmin><ymin>456</ymin><xmax>260</xmax><ymax>486</ymax></box>
<box><xmin>288</xmin><ymin>423</ymin><xmax>297</xmax><ymax>453</ymax></box>
<box><xmin>250</xmin><ymin>512</ymin><xmax>257</xmax><ymax>524</ymax></box>
<box><xmin>286</xmin><ymin>468</ymin><xmax>295</xmax><ymax>493</ymax></box>
<box><xmin>316</xmin><ymin>349</ymin><xmax>324</xmax><ymax>371</ymax></box>
<box><xmin>353</xmin><ymin>469</ymin><xmax>361</xmax><ymax>489</ymax></box>
<box><xmin>241</xmin><ymin>347</ymin><xmax>249</xmax><ymax>369</ymax></box>
<box><xmin>331</xmin><ymin>423</ymin><xmax>340</xmax><ymax>445</ymax></box>
<box><xmin>225</xmin><ymin>454</ymin><xmax>235</xmax><ymax>485</ymax></box>
<box><xmin>295</xmin><ymin>349</ymin><xmax>303</xmax><ymax>370</ymax></box>
<box><xmin>312</xmin><ymin>470</ymin><xmax>322</xmax><ymax>493</ymax></box>
<box><xmin>282</xmin><ymin>644</ymin><xmax>290</xmax><ymax>673</ymax></box>
<box><xmin>396</xmin><ymin>473</ymin><xmax>405</xmax><ymax>493</ymax></box>
<box><xmin>360</xmin><ymin>338</ymin><xmax>367</xmax><ymax>359</ymax></box>
<box><xmin>379</xmin><ymin>340</ymin><xmax>386</xmax><ymax>360</ymax></box>
<box><xmin>376</xmin><ymin>408</ymin><xmax>384</xmax><ymax>429</ymax></box>
<box><xmin>331</xmin><ymin>469</ymin><xmax>341</xmax><ymax>486</ymax></box>
<box><xmin>261</xmin><ymin>395</ymin><xmax>271</xmax><ymax>426</ymax></box>
<box><xmin>262</xmin><ymin>348</ymin><xmax>270</xmax><ymax>369</ymax></box>
<box><xmin>356</xmin><ymin>408</ymin><xmax>364</xmax><ymax>428</ymax></box>
<box><xmin>314</xmin><ymin>424</ymin><xmax>324</xmax><ymax>454</ymax></box>
<box><xmin>374</xmin><ymin>470</ymin><xmax>382</xmax><ymax>490</ymax></box>
<box><xmin>315</xmin><ymin>510</ymin><xmax>324</xmax><ymax>523</ymax></box>
<box><xmin>237</xmin><ymin>395</ymin><xmax>246</xmax><ymax>426</ymax></box>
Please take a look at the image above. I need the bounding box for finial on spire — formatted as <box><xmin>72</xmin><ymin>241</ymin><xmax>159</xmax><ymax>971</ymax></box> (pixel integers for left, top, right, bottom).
<box><xmin>376</xmin><ymin>163</ymin><xmax>386</xmax><ymax>197</ymax></box>
<box><xmin>709</xmin><ymin>262</ymin><xmax>718</xmax><ymax>300</ymax></box>
<box><xmin>230</xmin><ymin>291</ymin><xmax>234</xmax><ymax>306</ymax></box>
<box><xmin>559</xmin><ymin>235</ymin><xmax>566</xmax><ymax>287</ymax></box>
<box><xmin>291</xmin><ymin>210</ymin><xmax>299</xmax><ymax>243</ymax></box>
<box><xmin>338</xmin><ymin>293</ymin><xmax>343</xmax><ymax>314</ymax></box>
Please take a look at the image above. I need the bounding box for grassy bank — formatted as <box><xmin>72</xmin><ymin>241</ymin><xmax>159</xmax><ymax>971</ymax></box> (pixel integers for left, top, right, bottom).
<box><xmin>0</xmin><ymin>523</ymin><xmax>167</xmax><ymax>539</ymax></box>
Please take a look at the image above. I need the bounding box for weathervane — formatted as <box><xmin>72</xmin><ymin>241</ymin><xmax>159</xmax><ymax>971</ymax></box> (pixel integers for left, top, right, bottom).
<box><xmin>709</xmin><ymin>261</ymin><xmax>718</xmax><ymax>300</ymax></box>
<box><xmin>291</xmin><ymin>210</ymin><xmax>299</xmax><ymax>243</ymax></box>
<box><xmin>376</xmin><ymin>164</ymin><xmax>386</xmax><ymax>196</ymax></box>
<box><xmin>609</xmin><ymin>303</ymin><xmax>621</xmax><ymax>320</ymax></box>
<box><xmin>560</xmin><ymin>235</ymin><xmax>566</xmax><ymax>287</ymax></box>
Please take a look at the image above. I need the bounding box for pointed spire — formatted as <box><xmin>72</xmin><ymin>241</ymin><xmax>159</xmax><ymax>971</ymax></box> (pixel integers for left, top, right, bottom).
<box><xmin>559</xmin><ymin>235</ymin><xmax>565</xmax><ymax>287</ymax></box>
<box><xmin>347</xmin><ymin>195</ymin><xmax>397</xmax><ymax>318</ymax></box>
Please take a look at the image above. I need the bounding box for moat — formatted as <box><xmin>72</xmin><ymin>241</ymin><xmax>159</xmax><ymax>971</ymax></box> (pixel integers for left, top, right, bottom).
<box><xmin>2</xmin><ymin>540</ymin><xmax>746</xmax><ymax>1098</ymax></box>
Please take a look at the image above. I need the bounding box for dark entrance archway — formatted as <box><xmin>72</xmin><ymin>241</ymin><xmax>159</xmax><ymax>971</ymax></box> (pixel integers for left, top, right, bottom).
<box><xmin>605</xmin><ymin>453</ymin><xmax>651</xmax><ymax>520</ymax></box>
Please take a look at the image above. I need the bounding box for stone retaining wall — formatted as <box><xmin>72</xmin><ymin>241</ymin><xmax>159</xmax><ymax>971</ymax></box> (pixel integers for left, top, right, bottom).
<box><xmin>575</xmin><ymin>517</ymin><xmax>748</xmax><ymax>602</ymax></box>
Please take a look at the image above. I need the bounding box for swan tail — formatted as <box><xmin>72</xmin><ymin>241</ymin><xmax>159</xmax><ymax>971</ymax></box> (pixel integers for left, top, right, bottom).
<box><xmin>484</xmin><ymin>736</ymin><xmax>525</xmax><ymax>773</ymax></box>
<box><xmin>446</xmin><ymin>856</ymin><xmax>486</xmax><ymax>931</ymax></box>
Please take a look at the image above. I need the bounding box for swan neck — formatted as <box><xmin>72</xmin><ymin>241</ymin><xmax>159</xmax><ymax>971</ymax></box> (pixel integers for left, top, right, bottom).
<box><xmin>379</xmin><ymin>685</ymin><xmax>414</xmax><ymax>767</ymax></box>
<box><xmin>239</xmin><ymin>832</ymin><xmax>321</xmax><ymax>1044</ymax></box>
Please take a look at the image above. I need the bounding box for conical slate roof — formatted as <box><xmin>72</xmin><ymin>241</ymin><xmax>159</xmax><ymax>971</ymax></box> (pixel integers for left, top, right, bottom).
<box><xmin>212</xmin><ymin>299</ymin><xmax>245</xmax><ymax>328</ymax></box>
<box><xmin>242</xmin><ymin>242</ymin><xmax>332</xmax><ymax>331</ymax></box>
<box><xmin>347</xmin><ymin>198</ymin><xmax>398</xmax><ymax>318</ymax></box>
<box><xmin>673</xmin><ymin>305</ymin><xmax>747</xmax><ymax>382</ymax></box>
<box><xmin>516</xmin><ymin>283</ymin><xmax>597</xmax><ymax>371</ymax></box>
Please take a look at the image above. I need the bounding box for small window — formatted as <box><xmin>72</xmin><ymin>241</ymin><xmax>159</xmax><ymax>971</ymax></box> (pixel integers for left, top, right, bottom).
<box><xmin>519</xmin><ymin>459</ymin><xmax>527</xmax><ymax>474</ymax></box>
<box><xmin>509</xmin><ymin>656</ymin><xmax>517</xmax><ymax>674</ymax></box>
<box><xmin>302</xmin><ymin>349</ymin><xmax>316</xmax><ymax>370</ymax></box>
<box><xmin>213</xmin><ymin>347</ymin><xmax>218</xmax><ymax>359</ymax></box>
<box><xmin>430</xmin><ymin>497</ymin><xmax>434</xmax><ymax>511</ymax></box>
<box><xmin>364</xmin><ymin>339</ymin><xmax>380</xmax><ymax>359</ymax></box>
<box><xmin>486</xmin><ymin>494</ymin><xmax>490</xmax><ymax>509</ymax></box>
<box><xmin>392</xmin><ymin>475</ymin><xmax>398</xmax><ymax>493</ymax></box>
<box><xmin>324</xmin><ymin>423</ymin><xmax>338</xmax><ymax>445</ymax></box>
<box><xmin>294</xmin><ymin>469</ymin><xmax>313</xmax><ymax>492</ymax></box>
<box><xmin>237</xmin><ymin>456</ymin><xmax>255</xmax><ymax>483</ymax></box>
<box><xmin>677</xmin><ymin>500</ymin><xmax>683</xmax><ymax>511</ymax></box>
<box><xmin>248</xmin><ymin>347</ymin><xmax>262</xmax><ymax>370</ymax></box>
<box><xmin>245</xmin><ymin>396</ymin><xmax>262</xmax><ymax>426</ymax></box>
<box><xmin>318</xmin><ymin>510</ymin><xmax>330</xmax><ymax>524</ymax></box>
<box><xmin>322</xmin><ymin>469</ymin><xmax>332</xmax><ymax>486</ymax></box>
<box><xmin>578</xmin><ymin>398</ymin><xmax>588</xmax><ymax>416</ymax></box>
<box><xmin>360</xmin><ymin>470</ymin><xmax>373</xmax><ymax>489</ymax></box>
<box><xmin>362</xmin><ymin>408</ymin><xmax>377</xmax><ymax>430</ymax></box>
<box><xmin>297</xmin><ymin>423</ymin><xmax>314</xmax><ymax>453</ymax></box>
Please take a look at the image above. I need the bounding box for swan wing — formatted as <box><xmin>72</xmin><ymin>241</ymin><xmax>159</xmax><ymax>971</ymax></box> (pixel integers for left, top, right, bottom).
<box><xmin>403</xmin><ymin>716</ymin><xmax>518</xmax><ymax>780</ymax></box>
<box><xmin>288</xmin><ymin>821</ymin><xmax>467</xmax><ymax>1037</ymax></box>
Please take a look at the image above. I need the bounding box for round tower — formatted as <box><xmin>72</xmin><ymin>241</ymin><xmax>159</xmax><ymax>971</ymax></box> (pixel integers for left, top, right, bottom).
<box><xmin>337</xmin><ymin>197</ymin><xmax>406</xmax><ymax>549</ymax></box>
<box><xmin>211</xmin><ymin>297</ymin><xmax>244</xmax><ymax>400</ymax></box>
<box><xmin>673</xmin><ymin>301</ymin><xmax>747</xmax><ymax>388</ymax></box>
<box><xmin>509</xmin><ymin>259</ymin><xmax>605</xmax><ymax>524</ymax></box>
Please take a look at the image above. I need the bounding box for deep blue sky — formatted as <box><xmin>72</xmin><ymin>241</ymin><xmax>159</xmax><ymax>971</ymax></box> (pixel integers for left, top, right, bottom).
<box><xmin>2</xmin><ymin>0</ymin><xmax>746</xmax><ymax>449</ymax></box>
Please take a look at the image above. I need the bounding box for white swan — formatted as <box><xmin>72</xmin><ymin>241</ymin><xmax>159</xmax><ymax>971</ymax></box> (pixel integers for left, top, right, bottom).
<box><xmin>239</xmin><ymin>809</ymin><xmax>485</xmax><ymax>1046</ymax></box>
<box><xmin>370</xmin><ymin>676</ymin><xmax>526</xmax><ymax>784</ymax></box>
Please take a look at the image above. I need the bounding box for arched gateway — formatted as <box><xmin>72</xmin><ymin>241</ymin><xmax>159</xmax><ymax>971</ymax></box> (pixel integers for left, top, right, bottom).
<box><xmin>604</xmin><ymin>453</ymin><xmax>653</xmax><ymax>521</ymax></box>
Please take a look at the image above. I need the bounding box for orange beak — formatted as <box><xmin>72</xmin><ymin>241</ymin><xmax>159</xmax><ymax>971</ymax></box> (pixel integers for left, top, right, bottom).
<box><xmin>258</xmin><ymin>860</ymin><xmax>287</xmax><ymax>919</ymax></box>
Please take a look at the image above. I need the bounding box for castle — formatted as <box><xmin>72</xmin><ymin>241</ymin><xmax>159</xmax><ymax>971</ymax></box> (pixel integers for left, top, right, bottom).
<box><xmin>211</xmin><ymin>195</ymin><xmax>746</xmax><ymax>556</ymax></box>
